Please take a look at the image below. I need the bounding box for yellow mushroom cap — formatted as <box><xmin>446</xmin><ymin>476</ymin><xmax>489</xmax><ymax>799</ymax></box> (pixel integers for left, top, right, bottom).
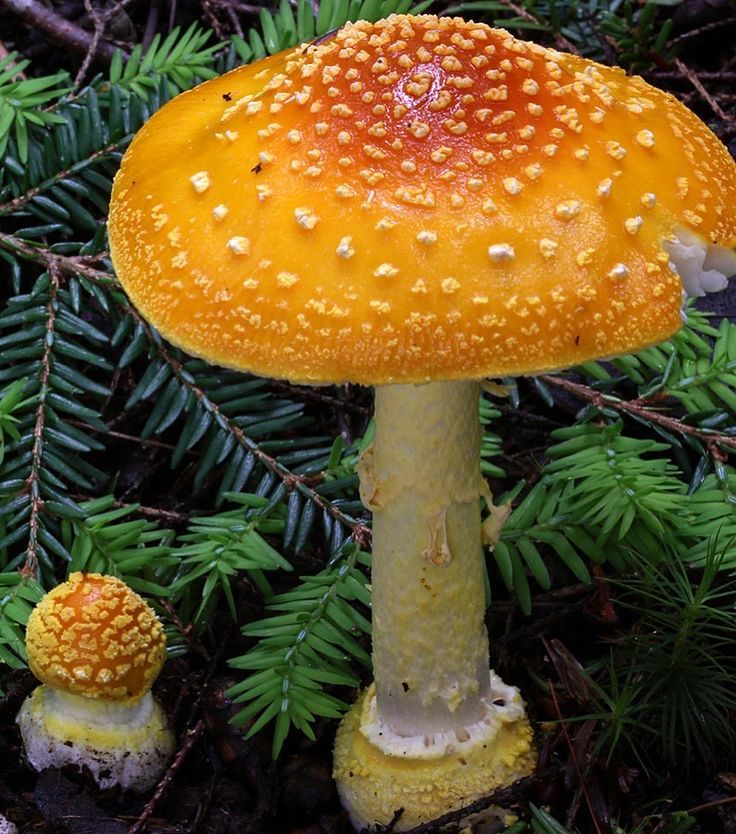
<box><xmin>25</xmin><ymin>572</ymin><xmax>166</xmax><ymax>701</ymax></box>
<box><xmin>108</xmin><ymin>14</ymin><xmax>736</xmax><ymax>385</ymax></box>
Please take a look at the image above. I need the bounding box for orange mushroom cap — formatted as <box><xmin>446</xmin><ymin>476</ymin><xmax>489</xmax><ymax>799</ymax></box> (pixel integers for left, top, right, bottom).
<box><xmin>108</xmin><ymin>14</ymin><xmax>736</xmax><ymax>385</ymax></box>
<box><xmin>25</xmin><ymin>572</ymin><xmax>166</xmax><ymax>701</ymax></box>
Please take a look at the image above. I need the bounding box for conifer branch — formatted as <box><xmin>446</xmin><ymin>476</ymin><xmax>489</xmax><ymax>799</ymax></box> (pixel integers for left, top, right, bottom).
<box><xmin>673</xmin><ymin>57</ymin><xmax>729</xmax><ymax>122</ymax></box>
<box><xmin>541</xmin><ymin>373</ymin><xmax>736</xmax><ymax>453</ymax></box>
<box><xmin>20</xmin><ymin>265</ymin><xmax>60</xmax><ymax>579</ymax></box>
<box><xmin>128</xmin><ymin>307</ymin><xmax>372</xmax><ymax>546</ymax></box>
<box><xmin>0</xmin><ymin>231</ymin><xmax>115</xmax><ymax>286</ymax></box>
<box><xmin>0</xmin><ymin>138</ymin><xmax>129</xmax><ymax>217</ymax></box>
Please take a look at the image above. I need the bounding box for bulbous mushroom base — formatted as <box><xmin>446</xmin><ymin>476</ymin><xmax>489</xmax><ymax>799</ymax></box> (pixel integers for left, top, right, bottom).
<box><xmin>17</xmin><ymin>685</ymin><xmax>175</xmax><ymax>791</ymax></box>
<box><xmin>333</xmin><ymin>673</ymin><xmax>536</xmax><ymax>831</ymax></box>
<box><xmin>0</xmin><ymin>814</ymin><xmax>18</xmax><ymax>834</ymax></box>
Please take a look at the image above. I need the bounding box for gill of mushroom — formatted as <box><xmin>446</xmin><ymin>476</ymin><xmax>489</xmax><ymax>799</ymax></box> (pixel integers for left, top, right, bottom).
<box><xmin>106</xmin><ymin>13</ymin><xmax>736</xmax><ymax>831</ymax></box>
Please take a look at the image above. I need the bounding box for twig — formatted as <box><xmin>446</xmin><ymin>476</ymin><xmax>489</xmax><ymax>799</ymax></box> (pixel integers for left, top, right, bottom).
<box><xmin>687</xmin><ymin>795</ymin><xmax>736</xmax><ymax>815</ymax></box>
<box><xmin>73</xmin><ymin>0</ymin><xmax>107</xmax><ymax>88</ymax></box>
<box><xmin>142</xmin><ymin>0</ymin><xmax>161</xmax><ymax>49</ymax></box>
<box><xmin>201</xmin><ymin>0</ymin><xmax>228</xmax><ymax>40</ymax></box>
<box><xmin>0</xmin><ymin>231</ymin><xmax>116</xmax><ymax>287</ymax></box>
<box><xmin>673</xmin><ymin>57</ymin><xmax>730</xmax><ymax>122</ymax></box>
<box><xmin>0</xmin><ymin>0</ymin><xmax>119</xmax><ymax>61</ymax></box>
<box><xmin>0</xmin><ymin>137</ymin><xmax>131</xmax><ymax>218</ymax></box>
<box><xmin>540</xmin><ymin>374</ymin><xmax>736</xmax><ymax>453</ymax></box>
<box><xmin>267</xmin><ymin>379</ymin><xmax>371</xmax><ymax>415</ymax></box>
<box><xmin>379</xmin><ymin>766</ymin><xmax>564</xmax><ymax>834</ymax></box>
<box><xmin>99</xmin><ymin>0</ymin><xmax>142</xmax><ymax>25</ymax></box>
<box><xmin>68</xmin><ymin>492</ymin><xmax>191</xmax><ymax>524</ymax></box>
<box><xmin>669</xmin><ymin>17</ymin><xmax>736</xmax><ymax>49</ymax></box>
<box><xmin>547</xmin><ymin>681</ymin><xmax>604</xmax><ymax>834</ymax></box>
<box><xmin>217</xmin><ymin>0</ymin><xmax>266</xmax><ymax>15</ymax></box>
<box><xmin>70</xmin><ymin>421</ymin><xmax>181</xmax><ymax>453</ymax></box>
<box><xmin>127</xmin><ymin>719</ymin><xmax>206</xmax><ymax>834</ymax></box>
<box><xmin>20</xmin><ymin>263</ymin><xmax>60</xmax><ymax>579</ymax></box>
<box><xmin>650</xmin><ymin>71</ymin><xmax>736</xmax><ymax>81</ymax></box>
<box><xmin>212</xmin><ymin>0</ymin><xmax>246</xmax><ymax>38</ymax></box>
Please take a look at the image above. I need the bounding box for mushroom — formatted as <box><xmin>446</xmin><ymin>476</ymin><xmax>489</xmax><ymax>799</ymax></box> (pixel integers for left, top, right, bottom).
<box><xmin>107</xmin><ymin>13</ymin><xmax>736</xmax><ymax>829</ymax></box>
<box><xmin>17</xmin><ymin>572</ymin><xmax>174</xmax><ymax>791</ymax></box>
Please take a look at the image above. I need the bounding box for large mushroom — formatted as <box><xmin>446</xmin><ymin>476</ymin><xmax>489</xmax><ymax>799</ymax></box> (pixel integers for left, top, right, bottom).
<box><xmin>107</xmin><ymin>13</ymin><xmax>736</xmax><ymax>829</ymax></box>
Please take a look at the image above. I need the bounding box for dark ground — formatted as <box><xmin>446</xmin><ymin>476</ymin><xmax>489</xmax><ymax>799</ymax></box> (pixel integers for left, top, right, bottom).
<box><xmin>1</xmin><ymin>1</ymin><xmax>736</xmax><ymax>832</ymax></box>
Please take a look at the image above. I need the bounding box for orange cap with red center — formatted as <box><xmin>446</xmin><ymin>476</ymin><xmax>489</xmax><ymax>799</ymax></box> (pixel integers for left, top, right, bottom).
<box><xmin>108</xmin><ymin>14</ymin><xmax>736</xmax><ymax>385</ymax></box>
<box><xmin>25</xmin><ymin>572</ymin><xmax>166</xmax><ymax>701</ymax></box>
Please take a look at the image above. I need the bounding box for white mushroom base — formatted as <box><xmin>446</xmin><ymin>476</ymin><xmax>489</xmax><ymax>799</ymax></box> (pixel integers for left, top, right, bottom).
<box><xmin>0</xmin><ymin>815</ymin><xmax>18</xmax><ymax>834</ymax></box>
<box><xmin>333</xmin><ymin>671</ymin><xmax>536</xmax><ymax>832</ymax></box>
<box><xmin>18</xmin><ymin>685</ymin><xmax>175</xmax><ymax>791</ymax></box>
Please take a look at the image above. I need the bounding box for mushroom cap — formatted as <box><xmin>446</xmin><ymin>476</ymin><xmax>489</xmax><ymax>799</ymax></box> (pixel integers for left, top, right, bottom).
<box><xmin>25</xmin><ymin>572</ymin><xmax>166</xmax><ymax>701</ymax></box>
<box><xmin>109</xmin><ymin>14</ymin><xmax>736</xmax><ymax>385</ymax></box>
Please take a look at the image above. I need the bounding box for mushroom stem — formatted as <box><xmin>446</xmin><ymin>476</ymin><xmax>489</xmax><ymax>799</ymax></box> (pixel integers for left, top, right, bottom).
<box><xmin>359</xmin><ymin>380</ymin><xmax>491</xmax><ymax>737</ymax></box>
<box><xmin>335</xmin><ymin>380</ymin><xmax>534</xmax><ymax>830</ymax></box>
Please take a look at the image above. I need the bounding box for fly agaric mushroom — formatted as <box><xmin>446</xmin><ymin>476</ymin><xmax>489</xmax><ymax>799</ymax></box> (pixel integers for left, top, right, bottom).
<box><xmin>107</xmin><ymin>13</ymin><xmax>736</xmax><ymax>829</ymax></box>
<box><xmin>17</xmin><ymin>572</ymin><xmax>174</xmax><ymax>791</ymax></box>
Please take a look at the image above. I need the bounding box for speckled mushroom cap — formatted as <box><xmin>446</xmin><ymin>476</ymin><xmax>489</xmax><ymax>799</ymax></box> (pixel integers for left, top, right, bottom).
<box><xmin>108</xmin><ymin>14</ymin><xmax>736</xmax><ymax>385</ymax></box>
<box><xmin>26</xmin><ymin>572</ymin><xmax>166</xmax><ymax>701</ymax></box>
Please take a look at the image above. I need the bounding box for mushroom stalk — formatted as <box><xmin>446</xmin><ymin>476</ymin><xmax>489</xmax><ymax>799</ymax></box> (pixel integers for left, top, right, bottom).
<box><xmin>359</xmin><ymin>380</ymin><xmax>491</xmax><ymax>737</ymax></box>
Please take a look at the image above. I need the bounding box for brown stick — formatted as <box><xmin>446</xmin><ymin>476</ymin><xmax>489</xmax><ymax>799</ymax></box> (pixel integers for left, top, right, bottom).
<box><xmin>20</xmin><ymin>263</ymin><xmax>60</xmax><ymax>579</ymax></box>
<box><xmin>127</xmin><ymin>719</ymin><xmax>207</xmax><ymax>834</ymax></box>
<box><xmin>673</xmin><ymin>57</ymin><xmax>730</xmax><ymax>122</ymax></box>
<box><xmin>0</xmin><ymin>0</ymin><xmax>119</xmax><ymax>61</ymax></box>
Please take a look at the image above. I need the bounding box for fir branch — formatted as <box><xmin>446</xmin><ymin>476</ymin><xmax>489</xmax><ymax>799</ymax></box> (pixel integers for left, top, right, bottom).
<box><xmin>0</xmin><ymin>231</ymin><xmax>116</xmax><ymax>287</ymax></box>
<box><xmin>673</xmin><ymin>57</ymin><xmax>728</xmax><ymax>122</ymax></box>
<box><xmin>682</xmin><ymin>465</ymin><xmax>736</xmax><ymax>565</ymax></box>
<box><xmin>0</xmin><ymin>267</ymin><xmax>112</xmax><ymax>577</ymax></box>
<box><xmin>545</xmin><ymin>422</ymin><xmax>690</xmax><ymax>549</ymax></box>
<box><xmin>494</xmin><ymin>479</ymin><xmax>601</xmax><ymax>615</ymax></box>
<box><xmin>108</xmin><ymin>24</ymin><xmax>222</xmax><ymax>99</ymax></box>
<box><xmin>170</xmin><ymin>492</ymin><xmax>293</xmax><ymax>625</ymax></box>
<box><xmin>0</xmin><ymin>50</ymin><xmax>71</xmax><ymax>162</ymax></box>
<box><xmin>541</xmin><ymin>373</ymin><xmax>736</xmax><ymax>454</ymax></box>
<box><xmin>0</xmin><ymin>137</ymin><xmax>128</xmax><ymax>217</ymax></box>
<box><xmin>0</xmin><ymin>571</ymin><xmax>45</xmax><ymax>668</ymax></box>
<box><xmin>125</xmin><ymin>305</ymin><xmax>372</xmax><ymax>545</ymax></box>
<box><xmin>227</xmin><ymin>541</ymin><xmax>372</xmax><ymax>757</ymax></box>
<box><xmin>21</xmin><ymin>264</ymin><xmax>59</xmax><ymax>578</ymax></box>
<box><xmin>60</xmin><ymin>495</ymin><xmax>174</xmax><ymax>592</ymax></box>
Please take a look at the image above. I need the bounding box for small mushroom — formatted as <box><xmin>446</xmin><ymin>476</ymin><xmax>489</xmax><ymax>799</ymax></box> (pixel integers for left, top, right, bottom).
<box><xmin>107</xmin><ymin>13</ymin><xmax>736</xmax><ymax>829</ymax></box>
<box><xmin>17</xmin><ymin>572</ymin><xmax>174</xmax><ymax>792</ymax></box>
